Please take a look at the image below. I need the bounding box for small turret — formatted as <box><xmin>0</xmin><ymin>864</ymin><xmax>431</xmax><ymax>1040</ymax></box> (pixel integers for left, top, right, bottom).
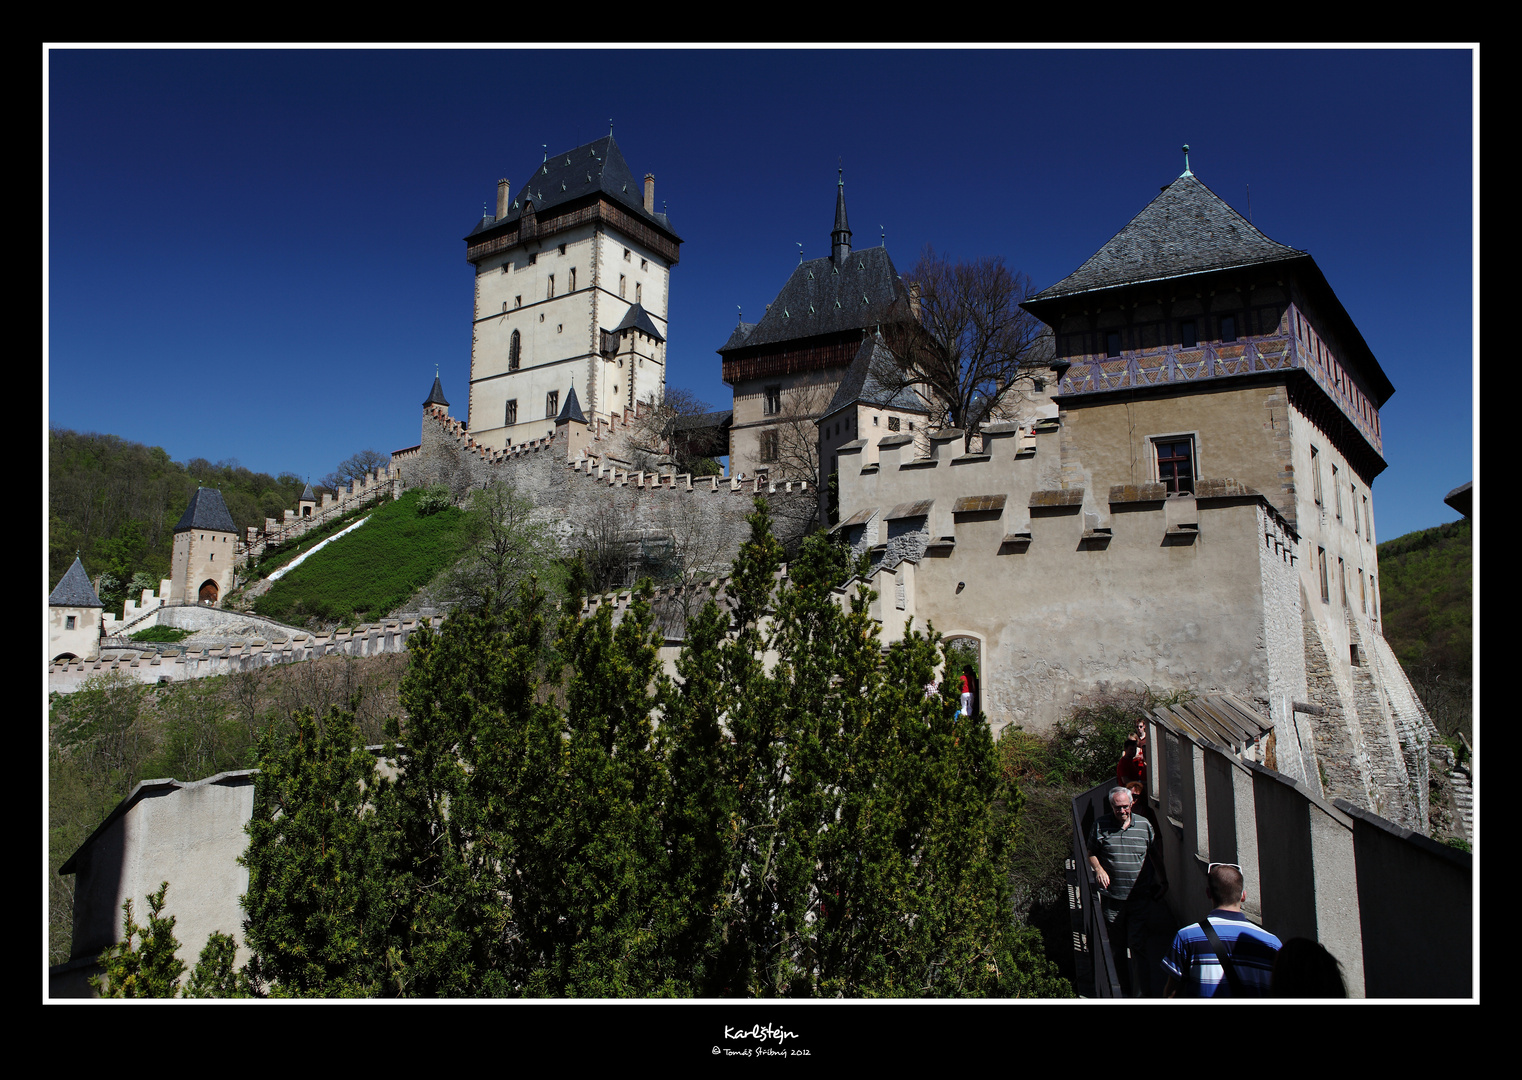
<box><xmin>831</xmin><ymin>168</ymin><xmax>852</xmax><ymax>265</ymax></box>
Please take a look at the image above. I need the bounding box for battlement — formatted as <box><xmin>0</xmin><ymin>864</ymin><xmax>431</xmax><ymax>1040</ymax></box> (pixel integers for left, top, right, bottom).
<box><xmin>49</xmin><ymin>614</ymin><xmax>447</xmax><ymax>694</ymax></box>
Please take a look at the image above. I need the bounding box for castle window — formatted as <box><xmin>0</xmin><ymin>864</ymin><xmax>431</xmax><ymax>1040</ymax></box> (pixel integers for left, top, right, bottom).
<box><xmin>1359</xmin><ymin>569</ymin><xmax>1367</xmax><ymax>613</ymax></box>
<box><xmin>872</xmin><ymin>415</ymin><xmax>879</xmax><ymax>426</ymax></box>
<box><xmin>528</xmin><ymin>253</ymin><xmax>536</xmax><ymax>266</ymax></box>
<box><xmin>1106</xmin><ymin>330</ymin><xmax>1121</xmax><ymax>358</ymax></box>
<box><xmin>620</xmin><ymin>275</ymin><xmax>626</xmax><ymax>298</ymax></box>
<box><xmin>505</xmin><ymin>399</ymin><xmax>517</xmax><ymax>426</ymax></box>
<box><xmin>558</xmin><ymin>243</ymin><xmax>566</xmax><ymax>255</ymax></box>
<box><xmin>624</xmin><ymin>248</ymin><xmax>631</xmax><ymax>261</ymax></box>
<box><xmin>1363</xmin><ymin>495</ymin><xmax>1371</xmax><ymax>541</ymax></box>
<box><xmin>888</xmin><ymin>416</ymin><xmax>901</xmax><ymax>432</ymax></box>
<box><xmin>501</xmin><ymin>263</ymin><xmax>511</xmax><ymax>274</ymax></box>
<box><xmin>1338</xmin><ymin>557</ymin><xmax>1347</xmax><ymax>607</ymax></box>
<box><xmin>1220</xmin><ymin>314</ymin><xmax>1237</xmax><ymax>343</ymax></box>
<box><xmin>641</xmin><ymin>258</ymin><xmax>648</xmax><ymax>270</ymax></box>
<box><xmin>515</xmin><ymin>296</ymin><xmax>522</xmax><ymax>308</ymax></box>
<box><xmin>764</xmin><ymin>385</ymin><xmax>781</xmax><ymax>416</ymax></box>
<box><xmin>1180</xmin><ymin>320</ymin><xmax>1197</xmax><ymax>349</ymax></box>
<box><xmin>1154</xmin><ymin>437</ymin><xmax>1195</xmax><ymax>495</ymax></box>
<box><xmin>1333</xmin><ymin>464</ymin><xmax>1342</xmax><ymax>520</ymax></box>
<box><xmin>570</xmin><ymin>268</ymin><xmax>576</xmax><ymax>291</ymax></box>
<box><xmin>546</xmin><ymin>391</ymin><xmax>559</xmax><ymax>418</ymax></box>
<box><xmin>547</xmin><ymin>275</ymin><xmax>555</xmax><ymax>299</ymax></box>
<box><xmin>509</xmin><ymin>330</ymin><xmax>521</xmax><ymax>371</ymax></box>
<box><xmin>1311</xmin><ymin>445</ymin><xmax>1323</xmax><ymax>505</ymax></box>
<box><xmin>1350</xmin><ymin>487</ymin><xmax>1360</xmax><ymax>534</ymax></box>
<box><xmin>65</xmin><ymin>616</ymin><xmax>75</xmax><ymax>630</ymax></box>
<box><xmin>636</xmin><ymin>283</ymin><xmax>642</xmax><ymax>304</ymax></box>
<box><xmin>760</xmin><ymin>431</ymin><xmax>779</xmax><ymax>462</ymax></box>
<box><xmin>1318</xmin><ymin>548</ymin><xmax>1329</xmax><ymax>603</ymax></box>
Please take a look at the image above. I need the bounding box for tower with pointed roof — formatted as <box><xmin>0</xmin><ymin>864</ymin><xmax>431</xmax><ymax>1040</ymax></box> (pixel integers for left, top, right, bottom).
<box><xmin>169</xmin><ymin>487</ymin><xmax>239</xmax><ymax>606</ymax></box>
<box><xmin>49</xmin><ymin>555</ymin><xmax>104</xmax><ymax>662</ymax></box>
<box><xmin>462</xmin><ymin>135</ymin><xmax>682</xmax><ymax>450</ymax></box>
<box><xmin>720</xmin><ymin>173</ymin><xmax>914</xmax><ymax>482</ymax></box>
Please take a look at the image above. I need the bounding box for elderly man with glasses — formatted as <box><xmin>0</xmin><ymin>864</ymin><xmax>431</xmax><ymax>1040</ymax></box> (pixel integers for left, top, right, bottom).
<box><xmin>1162</xmin><ymin>863</ymin><xmax>1283</xmax><ymax>997</ymax></box>
<box><xmin>1087</xmin><ymin>785</ymin><xmax>1168</xmax><ymax>996</ymax></box>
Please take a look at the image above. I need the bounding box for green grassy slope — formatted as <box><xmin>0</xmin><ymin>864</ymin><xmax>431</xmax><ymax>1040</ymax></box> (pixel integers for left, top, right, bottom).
<box><xmin>253</xmin><ymin>489</ymin><xmax>467</xmax><ymax>625</ymax></box>
<box><xmin>1376</xmin><ymin>519</ymin><xmax>1472</xmax><ymax>737</ymax></box>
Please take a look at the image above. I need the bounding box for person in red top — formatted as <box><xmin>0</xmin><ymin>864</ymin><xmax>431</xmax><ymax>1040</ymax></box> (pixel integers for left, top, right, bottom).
<box><xmin>1117</xmin><ymin>737</ymin><xmax>1146</xmax><ymax>789</ymax></box>
<box><xmin>959</xmin><ymin>670</ymin><xmax>972</xmax><ymax>717</ymax></box>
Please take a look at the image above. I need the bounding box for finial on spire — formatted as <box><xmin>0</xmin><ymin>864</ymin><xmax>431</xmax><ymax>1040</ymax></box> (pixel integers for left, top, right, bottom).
<box><xmin>609</xmin><ymin>118</ymin><xmax>614</xmax><ymax>137</ymax></box>
<box><xmin>737</xmin><ymin>305</ymin><xmax>743</xmax><ymax>326</ymax></box>
<box><xmin>838</xmin><ymin>158</ymin><xmax>844</xmax><ymax>188</ymax></box>
<box><xmin>1181</xmin><ymin>144</ymin><xmax>1193</xmax><ymax>177</ymax></box>
<box><xmin>881</xmin><ymin>224</ymin><xmax>885</xmax><ymax>245</ymax></box>
<box><xmin>542</xmin><ymin>144</ymin><xmax>548</xmax><ymax>162</ymax></box>
<box><xmin>797</xmin><ymin>241</ymin><xmax>804</xmax><ymax>264</ymax></box>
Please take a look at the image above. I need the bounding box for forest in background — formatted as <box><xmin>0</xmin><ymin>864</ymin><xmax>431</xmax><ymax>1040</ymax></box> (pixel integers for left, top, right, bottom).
<box><xmin>1375</xmin><ymin>518</ymin><xmax>1473</xmax><ymax>740</ymax></box>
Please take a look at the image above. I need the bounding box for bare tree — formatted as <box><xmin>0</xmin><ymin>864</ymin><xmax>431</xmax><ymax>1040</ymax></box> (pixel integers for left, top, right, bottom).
<box><xmin>626</xmin><ymin>387</ymin><xmax>727</xmax><ymax>477</ymax></box>
<box><xmin>769</xmin><ymin>383</ymin><xmax>832</xmax><ymax>487</ymax></box>
<box><xmin>447</xmin><ymin>482</ymin><xmax>558</xmax><ymax>620</ymax></box>
<box><xmin>320</xmin><ymin>449</ymin><xmax>390</xmax><ymax>493</ymax></box>
<box><xmin>880</xmin><ymin>246</ymin><xmax>1049</xmax><ymax>450</ymax></box>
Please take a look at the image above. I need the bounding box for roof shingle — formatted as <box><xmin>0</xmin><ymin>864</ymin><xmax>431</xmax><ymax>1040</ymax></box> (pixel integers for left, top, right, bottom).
<box><xmin>174</xmin><ymin>488</ymin><xmax>238</xmax><ymax>534</ymax></box>
<box><xmin>1030</xmin><ymin>172</ymin><xmax>1304</xmax><ymax>303</ymax></box>
<box><xmin>50</xmin><ymin>556</ymin><xmax>103</xmax><ymax>608</ymax></box>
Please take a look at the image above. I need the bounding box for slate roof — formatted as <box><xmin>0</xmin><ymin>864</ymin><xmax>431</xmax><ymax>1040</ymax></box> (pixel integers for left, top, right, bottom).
<box><xmin>720</xmin><ymin>321</ymin><xmax>756</xmax><ymax>351</ymax></box>
<box><xmin>49</xmin><ymin>556</ymin><xmax>103</xmax><ymax>608</ymax></box>
<box><xmin>424</xmin><ymin>374</ymin><xmax>450</xmax><ymax>408</ymax></box>
<box><xmin>300</xmin><ymin>482</ymin><xmax>316</xmax><ymax>503</ymax></box>
<box><xmin>823</xmin><ymin>331</ymin><xmax>929</xmax><ymax>418</ymax></box>
<box><xmin>1029</xmin><ymin>172</ymin><xmax>1305</xmax><ymax>304</ymax></box>
<box><xmin>613</xmin><ymin>301</ymin><xmax>666</xmax><ymax>343</ymax></box>
<box><xmin>722</xmin><ymin>245</ymin><xmax>908</xmax><ymax>353</ymax></box>
<box><xmin>556</xmin><ymin>385</ymin><xmax>587</xmax><ymax>425</ymax></box>
<box><xmin>174</xmin><ymin>487</ymin><xmax>238</xmax><ymax>534</ymax></box>
<box><xmin>466</xmin><ymin>135</ymin><xmax>679</xmax><ymax>241</ymax></box>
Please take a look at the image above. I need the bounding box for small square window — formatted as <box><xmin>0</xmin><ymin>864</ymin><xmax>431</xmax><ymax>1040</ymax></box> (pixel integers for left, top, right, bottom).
<box><xmin>1155</xmin><ymin>437</ymin><xmax>1195</xmax><ymax>495</ymax></box>
<box><xmin>641</xmin><ymin>258</ymin><xmax>648</xmax><ymax>270</ymax></box>
<box><xmin>764</xmin><ymin>385</ymin><xmax>781</xmax><ymax>416</ymax></box>
<box><xmin>624</xmin><ymin>248</ymin><xmax>631</xmax><ymax>261</ymax></box>
<box><xmin>558</xmin><ymin>243</ymin><xmax>566</xmax><ymax>255</ymax></box>
<box><xmin>65</xmin><ymin>615</ymin><xmax>76</xmax><ymax>630</ymax></box>
<box><xmin>501</xmin><ymin>263</ymin><xmax>511</xmax><ymax>274</ymax></box>
<box><xmin>546</xmin><ymin>391</ymin><xmax>559</xmax><ymax>418</ymax></box>
<box><xmin>872</xmin><ymin>415</ymin><xmax>879</xmax><ymax>426</ymax></box>
<box><xmin>528</xmin><ymin>253</ymin><xmax>537</xmax><ymax>266</ymax></box>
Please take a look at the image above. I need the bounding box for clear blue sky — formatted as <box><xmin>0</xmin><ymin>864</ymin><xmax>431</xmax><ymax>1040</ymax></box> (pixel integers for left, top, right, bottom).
<box><xmin>45</xmin><ymin>47</ymin><xmax>1475</xmax><ymax>542</ymax></box>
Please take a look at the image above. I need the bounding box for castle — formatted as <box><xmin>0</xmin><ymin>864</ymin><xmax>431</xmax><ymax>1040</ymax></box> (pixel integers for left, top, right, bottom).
<box><xmin>51</xmin><ymin>134</ymin><xmax>1469</xmax><ymax>998</ymax></box>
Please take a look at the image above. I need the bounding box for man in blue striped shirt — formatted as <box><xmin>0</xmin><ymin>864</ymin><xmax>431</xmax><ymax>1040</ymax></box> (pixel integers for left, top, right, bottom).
<box><xmin>1163</xmin><ymin>864</ymin><xmax>1282</xmax><ymax>997</ymax></box>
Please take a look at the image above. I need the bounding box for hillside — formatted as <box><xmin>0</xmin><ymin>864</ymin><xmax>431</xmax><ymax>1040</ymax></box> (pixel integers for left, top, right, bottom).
<box><xmin>49</xmin><ymin>428</ymin><xmax>311</xmax><ymax>611</ymax></box>
<box><xmin>1376</xmin><ymin>519</ymin><xmax>1473</xmax><ymax>738</ymax></box>
<box><xmin>252</xmin><ymin>488</ymin><xmax>470</xmax><ymax>626</ymax></box>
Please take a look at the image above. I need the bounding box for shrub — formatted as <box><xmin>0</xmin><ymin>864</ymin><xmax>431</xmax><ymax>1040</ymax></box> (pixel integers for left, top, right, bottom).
<box><xmin>129</xmin><ymin>625</ymin><xmax>192</xmax><ymax>643</ymax></box>
<box><xmin>414</xmin><ymin>485</ymin><xmax>453</xmax><ymax>516</ymax></box>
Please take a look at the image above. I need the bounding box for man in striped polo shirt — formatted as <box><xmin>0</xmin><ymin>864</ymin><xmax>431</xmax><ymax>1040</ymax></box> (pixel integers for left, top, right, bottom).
<box><xmin>1087</xmin><ymin>785</ymin><xmax>1167</xmax><ymax>996</ymax></box>
<box><xmin>1162</xmin><ymin>863</ymin><xmax>1282</xmax><ymax>997</ymax></box>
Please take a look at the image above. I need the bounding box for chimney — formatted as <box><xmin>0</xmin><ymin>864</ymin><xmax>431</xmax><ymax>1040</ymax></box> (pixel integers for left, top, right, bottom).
<box><xmin>643</xmin><ymin>173</ymin><xmax>655</xmax><ymax>214</ymax></box>
<box><xmin>497</xmin><ymin>178</ymin><xmax>510</xmax><ymax>218</ymax></box>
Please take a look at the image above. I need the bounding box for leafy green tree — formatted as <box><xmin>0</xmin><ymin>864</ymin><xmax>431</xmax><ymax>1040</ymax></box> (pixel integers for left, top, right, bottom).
<box><xmin>239</xmin><ymin>709</ymin><xmax>386</xmax><ymax>997</ymax></box>
<box><xmin>182</xmin><ymin>931</ymin><xmax>254</xmax><ymax>998</ymax></box>
<box><xmin>90</xmin><ymin>882</ymin><xmax>186</xmax><ymax>997</ymax></box>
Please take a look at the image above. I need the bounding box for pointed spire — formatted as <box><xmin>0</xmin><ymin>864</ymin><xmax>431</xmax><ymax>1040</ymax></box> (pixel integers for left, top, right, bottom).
<box><xmin>555</xmin><ymin>384</ymin><xmax>587</xmax><ymax>425</ymax></box>
<box><xmin>832</xmin><ymin>166</ymin><xmax>852</xmax><ymax>265</ymax></box>
<box><xmin>424</xmin><ymin>370</ymin><xmax>450</xmax><ymax>408</ymax></box>
<box><xmin>50</xmin><ymin>555</ymin><xmax>104</xmax><ymax>608</ymax></box>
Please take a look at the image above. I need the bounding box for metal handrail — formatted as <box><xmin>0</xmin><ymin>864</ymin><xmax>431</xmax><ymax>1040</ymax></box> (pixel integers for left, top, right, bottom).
<box><xmin>1070</xmin><ymin>779</ymin><xmax>1123</xmax><ymax>998</ymax></box>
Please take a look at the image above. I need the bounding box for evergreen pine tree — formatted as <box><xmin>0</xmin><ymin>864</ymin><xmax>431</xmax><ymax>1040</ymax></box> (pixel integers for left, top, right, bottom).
<box><xmin>89</xmin><ymin>881</ymin><xmax>186</xmax><ymax>998</ymax></box>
